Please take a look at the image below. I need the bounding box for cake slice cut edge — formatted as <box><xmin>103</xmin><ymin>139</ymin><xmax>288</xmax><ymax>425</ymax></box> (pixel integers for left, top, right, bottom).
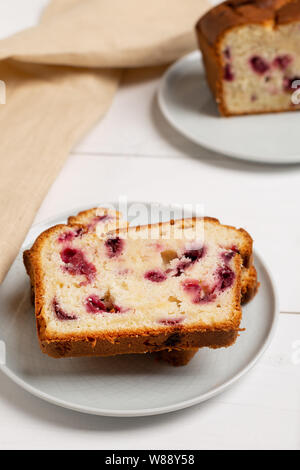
<box><xmin>24</xmin><ymin>217</ymin><xmax>246</xmax><ymax>359</ymax></box>
<box><xmin>196</xmin><ymin>0</ymin><xmax>300</xmax><ymax>116</ymax></box>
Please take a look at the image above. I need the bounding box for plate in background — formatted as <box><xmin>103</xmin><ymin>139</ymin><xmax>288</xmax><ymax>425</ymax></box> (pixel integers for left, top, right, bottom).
<box><xmin>158</xmin><ymin>51</ymin><xmax>300</xmax><ymax>164</ymax></box>
<box><xmin>0</xmin><ymin>203</ymin><xmax>279</xmax><ymax>416</ymax></box>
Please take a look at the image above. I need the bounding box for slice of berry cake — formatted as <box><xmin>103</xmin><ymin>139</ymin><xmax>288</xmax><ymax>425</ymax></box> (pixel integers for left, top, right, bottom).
<box><xmin>196</xmin><ymin>0</ymin><xmax>300</xmax><ymax>116</ymax></box>
<box><xmin>24</xmin><ymin>217</ymin><xmax>255</xmax><ymax>359</ymax></box>
<box><xmin>67</xmin><ymin>208</ymin><xmax>258</xmax><ymax>366</ymax></box>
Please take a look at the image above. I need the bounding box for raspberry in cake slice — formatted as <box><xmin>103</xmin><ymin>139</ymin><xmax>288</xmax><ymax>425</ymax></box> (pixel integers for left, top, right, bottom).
<box><xmin>196</xmin><ymin>0</ymin><xmax>300</xmax><ymax>116</ymax></box>
<box><xmin>23</xmin><ymin>217</ymin><xmax>255</xmax><ymax>359</ymax></box>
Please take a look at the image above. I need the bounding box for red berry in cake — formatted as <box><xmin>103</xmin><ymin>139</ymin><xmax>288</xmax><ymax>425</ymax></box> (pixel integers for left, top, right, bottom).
<box><xmin>58</xmin><ymin>228</ymin><xmax>84</xmax><ymax>243</ymax></box>
<box><xmin>53</xmin><ymin>298</ymin><xmax>77</xmax><ymax>320</ymax></box>
<box><xmin>144</xmin><ymin>270</ymin><xmax>167</xmax><ymax>282</ymax></box>
<box><xmin>60</xmin><ymin>247</ymin><xmax>96</xmax><ymax>282</ymax></box>
<box><xmin>250</xmin><ymin>56</ymin><xmax>269</xmax><ymax>75</ymax></box>
<box><xmin>223</xmin><ymin>47</ymin><xmax>231</xmax><ymax>60</ymax></box>
<box><xmin>217</xmin><ymin>265</ymin><xmax>235</xmax><ymax>290</ymax></box>
<box><xmin>105</xmin><ymin>237</ymin><xmax>124</xmax><ymax>258</ymax></box>
<box><xmin>159</xmin><ymin>317</ymin><xmax>184</xmax><ymax>326</ymax></box>
<box><xmin>172</xmin><ymin>247</ymin><xmax>206</xmax><ymax>277</ymax></box>
<box><xmin>60</xmin><ymin>247</ymin><xmax>77</xmax><ymax>263</ymax></box>
<box><xmin>172</xmin><ymin>259</ymin><xmax>192</xmax><ymax>277</ymax></box>
<box><xmin>85</xmin><ymin>295</ymin><xmax>126</xmax><ymax>314</ymax></box>
<box><xmin>194</xmin><ymin>288</ymin><xmax>217</xmax><ymax>304</ymax></box>
<box><xmin>75</xmin><ymin>228</ymin><xmax>84</xmax><ymax>237</ymax></box>
<box><xmin>182</xmin><ymin>279</ymin><xmax>200</xmax><ymax>294</ymax></box>
<box><xmin>194</xmin><ymin>282</ymin><xmax>217</xmax><ymax>304</ymax></box>
<box><xmin>224</xmin><ymin>64</ymin><xmax>234</xmax><ymax>81</ymax></box>
<box><xmin>273</xmin><ymin>55</ymin><xmax>292</xmax><ymax>70</ymax></box>
<box><xmin>183</xmin><ymin>247</ymin><xmax>205</xmax><ymax>262</ymax></box>
<box><xmin>85</xmin><ymin>295</ymin><xmax>106</xmax><ymax>314</ymax></box>
<box><xmin>58</xmin><ymin>231</ymin><xmax>75</xmax><ymax>243</ymax></box>
<box><xmin>111</xmin><ymin>304</ymin><xmax>122</xmax><ymax>313</ymax></box>
<box><xmin>182</xmin><ymin>279</ymin><xmax>216</xmax><ymax>304</ymax></box>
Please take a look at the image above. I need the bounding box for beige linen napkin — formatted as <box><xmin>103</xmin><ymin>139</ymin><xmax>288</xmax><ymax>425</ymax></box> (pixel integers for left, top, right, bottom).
<box><xmin>0</xmin><ymin>0</ymin><xmax>209</xmax><ymax>283</ymax></box>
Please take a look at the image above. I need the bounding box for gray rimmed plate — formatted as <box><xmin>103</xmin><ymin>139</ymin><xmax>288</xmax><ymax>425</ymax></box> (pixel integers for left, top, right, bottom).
<box><xmin>0</xmin><ymin>203</ymin><xmax>279</xmax><ymax>416</ymax></box>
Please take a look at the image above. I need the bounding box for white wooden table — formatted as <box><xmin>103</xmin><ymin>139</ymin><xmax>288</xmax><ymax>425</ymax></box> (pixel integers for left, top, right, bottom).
<box><xmin>0</xmin><ymin>1</ymin><xmax>299</xmax><ymax>450</ymax></box>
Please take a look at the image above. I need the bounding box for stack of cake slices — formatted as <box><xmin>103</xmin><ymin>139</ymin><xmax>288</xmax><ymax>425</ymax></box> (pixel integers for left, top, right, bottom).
<box><xmin>24</xmin><ymin>207</ymin><xmax>258</xmax><ymax>366</ymax></box>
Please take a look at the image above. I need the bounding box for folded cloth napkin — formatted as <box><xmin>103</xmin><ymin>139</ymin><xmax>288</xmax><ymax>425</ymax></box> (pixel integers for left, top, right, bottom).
<box><xmin>0</xmin><ymin>0</ymin><xmax>209</xmax><ymax>283</ymax></box>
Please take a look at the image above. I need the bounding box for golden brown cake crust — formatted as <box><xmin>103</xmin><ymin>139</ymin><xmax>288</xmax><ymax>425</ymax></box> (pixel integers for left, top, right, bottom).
<box><xmin>39</xmin><ymin>328</ymin><xmax>240</xmax><ymax>359</ymax></box>
<box><xmin>195</xmin><ymin>0</ymin><xmax>300</xmax><ymax>116</ymax></box>
<box><xmin>241</xmin><ymin>264</ymin><xmax>259</xmax><ymax>304</ymax></box>
<box><xmin>24</xmin><ymin>217</ymin><xmax>244</xmax><ymax>359</ymax></box>
<box><xmin>196</xmin><ymin>0</ymin><xmax>300</xmax><ymax>47</ymax></box>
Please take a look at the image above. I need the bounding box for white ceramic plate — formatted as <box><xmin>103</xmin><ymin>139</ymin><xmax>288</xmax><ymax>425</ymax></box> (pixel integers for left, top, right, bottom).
<box><xmin>0</xmin><ymin>203</ymin><xmax>279</xmax><ymax>417</ymax></box>
<box><xmin>158</xmin><ymin>51</ymin><xmax>300</xmax><ymax>164</ymax></box>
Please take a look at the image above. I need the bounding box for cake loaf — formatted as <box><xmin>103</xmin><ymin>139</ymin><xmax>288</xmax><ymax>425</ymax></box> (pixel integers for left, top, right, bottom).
<box><xmin>23</xmin><ymin>217</ymin><xmax>254</xmax><ymax>358</ymax></box>
<box><xmin>196</xmin><ymin>0</ymin><xmax>300</xmax><ymax>116</ymax></box>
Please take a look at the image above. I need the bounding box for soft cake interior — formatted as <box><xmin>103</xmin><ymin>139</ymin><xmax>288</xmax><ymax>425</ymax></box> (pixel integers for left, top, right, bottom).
<box><xmin>38</xmin><ymin>220</ymin><xmax>242</xmax><ymax>338</ymax></box>
<box><xmin>221</xmin><ymin>22</ymin><xmax>300</xmax><ymax>114</ymax></box>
